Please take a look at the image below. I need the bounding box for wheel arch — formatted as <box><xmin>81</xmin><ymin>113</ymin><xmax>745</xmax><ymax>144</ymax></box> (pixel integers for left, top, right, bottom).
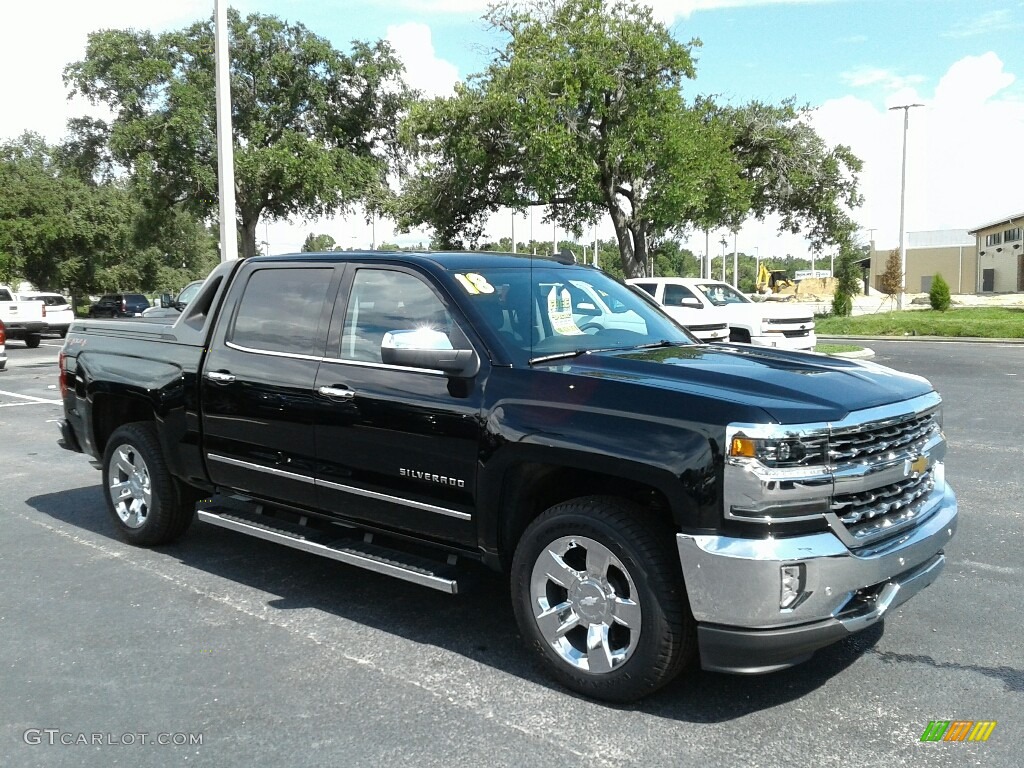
<box><xmin>493</xmin><ymin>460</ymin><xmax>681</xmax><ymax>572</ymax></box>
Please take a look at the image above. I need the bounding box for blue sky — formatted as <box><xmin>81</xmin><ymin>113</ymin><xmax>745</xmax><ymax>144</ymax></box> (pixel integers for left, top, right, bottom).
<box><xmin>3</xmin><ymin>0</ymin><xmax>1022</xmax><ymax>261</ymax></box>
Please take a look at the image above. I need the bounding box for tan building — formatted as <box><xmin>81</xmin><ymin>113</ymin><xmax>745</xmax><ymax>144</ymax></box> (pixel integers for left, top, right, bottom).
<box><xmin>868</xmin><ymin>229</ymin><xmax>977</xmax><ymax>295</ymax></box>
<box><xmin>970</xmin><ymin>213</ymin><xmax>1024</xmax><ymax>293</ymax></box>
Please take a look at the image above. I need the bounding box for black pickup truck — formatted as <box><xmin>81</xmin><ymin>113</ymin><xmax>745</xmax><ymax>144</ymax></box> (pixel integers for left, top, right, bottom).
<box><xmin>58</xmin><ymin>251</ymin><xmax>958</xmax><ymax>702</ymax></box>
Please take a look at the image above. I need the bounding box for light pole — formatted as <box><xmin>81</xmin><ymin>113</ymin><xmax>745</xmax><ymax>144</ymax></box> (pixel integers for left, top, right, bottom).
<box><xmin>214</xmin><ymin>0</ymin><xmax>237</xmax><ymax>261</ymax></box>
<box><xmin>732</xmin><ymin>230</ymin><xmax>738</xmax><ymax>288</ymax></box>
<box><xmin>889</xmin><ymin>103</ymin><xmax>924</xmax><ymax>309</ymax></box>
<box><xmin>719</xmin><ymin>237</ymin><xmax>728</xmax><ymax>282</ymax></box>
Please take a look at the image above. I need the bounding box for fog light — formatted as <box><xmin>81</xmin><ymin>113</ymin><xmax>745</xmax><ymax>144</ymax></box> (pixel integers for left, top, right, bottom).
<box><xmin>780</xmin><ymin>564</ymin><xmax>806</xmax><ymax>609</ymax></box>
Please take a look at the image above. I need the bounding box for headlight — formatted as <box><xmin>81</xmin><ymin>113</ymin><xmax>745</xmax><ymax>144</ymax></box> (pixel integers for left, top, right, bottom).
<box><xmin>729</xmin><ymin>436</ymin><xmax>827</xmax><ymax>469</ymax></box>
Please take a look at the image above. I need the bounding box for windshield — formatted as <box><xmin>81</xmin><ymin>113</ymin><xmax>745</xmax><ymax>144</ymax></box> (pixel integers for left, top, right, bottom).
<box><xmin>177</xmin><ymin>282</ymin><xmax>203</xmax><ymax>305</ymax></box>
<box><xmin>452</xmin><ymin>264</ymin><xmax>695</xmax><ymax>364</ymax></box>
<box><xmin>692</xmin><ymin>282</ymin><xmax>751</xmax><ymax>307</ymax></box>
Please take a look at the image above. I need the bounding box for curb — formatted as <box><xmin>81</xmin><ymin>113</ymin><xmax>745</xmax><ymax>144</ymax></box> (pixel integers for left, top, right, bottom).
<box><xmin>828</xmin><ymin>347</ymin><xmax>875</xmax><ymax>360</ymax></box>
<box><xmin>819</xmin><ymin>335</ymin><xmax>1024</xmax><ymax>345</ymax></box>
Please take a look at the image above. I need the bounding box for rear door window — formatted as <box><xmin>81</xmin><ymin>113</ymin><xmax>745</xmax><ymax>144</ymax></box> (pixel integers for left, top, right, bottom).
<box><xmin>663</xmin><ymin>284</ymin><xmax>698</xmax><ymax>306</ymax></box>
<box><xmin>229</xmin><ymin>268</ymin><xmax>333</xmax><ymax>356</ymax></box>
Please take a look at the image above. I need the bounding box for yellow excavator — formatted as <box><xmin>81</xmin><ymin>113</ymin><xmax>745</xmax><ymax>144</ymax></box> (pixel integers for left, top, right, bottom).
<box><xmin>756</xmin><ymin>263</ymin><xmax>795</xmax><ymax>294</ymax></box>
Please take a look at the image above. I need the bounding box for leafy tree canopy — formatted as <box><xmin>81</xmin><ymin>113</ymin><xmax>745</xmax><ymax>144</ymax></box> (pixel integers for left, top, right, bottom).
<box><xmin>0</xmin><ymin>133</ymin><xmax>217</xmax><ymax>296</ymax></box>
<box><xmin>301</xmin><ymin>233</ymin><xmax>337</xmax><ymax>252</ymax></box>
<box><xmin>397</xmin><ymin>0</ymin><xmax>862</xmax><ymax>278</ymax></box>
<box><xmin>65</xmin><ymin>10</ymin><xmax>412</xmax><ymax>258</ymax></box>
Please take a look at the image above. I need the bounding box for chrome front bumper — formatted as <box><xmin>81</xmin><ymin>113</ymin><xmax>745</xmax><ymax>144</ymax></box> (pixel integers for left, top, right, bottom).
<box><xmin>677</xmin><ymin>482</ymin><xmax>957</xmax><ymax>674</ymax></box>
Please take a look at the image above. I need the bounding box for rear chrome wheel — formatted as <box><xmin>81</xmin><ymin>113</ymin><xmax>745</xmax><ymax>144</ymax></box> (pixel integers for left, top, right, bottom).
<box><xmin>102</xmin><ymin>422</ymin><xmax>196</xmax><ymax>545</ymax></box>
<box><xmin>107</xmin><ymin>443</ymin><xmax>152</xmax><ymax>529</ymax></box>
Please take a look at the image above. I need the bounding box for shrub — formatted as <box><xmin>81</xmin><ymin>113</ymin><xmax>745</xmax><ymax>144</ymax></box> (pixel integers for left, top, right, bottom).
<box><xmin>929</xmin><ymin>273</ymin><xmax>951</xmax><ymax>311</ymax></box>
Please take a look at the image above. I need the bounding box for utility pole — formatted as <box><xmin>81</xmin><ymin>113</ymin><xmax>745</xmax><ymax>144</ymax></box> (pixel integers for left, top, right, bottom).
<box><xmin>732</xmin><ymin>230</ymin><xmax>738</xmax><ymax>288</ymax></box>
<box><xmin>214</xmin><ymin>0</ymin><xmax>237</xmax><ymax>261</ymax></box>
<box><xmin>889</xmin><ymin>103</ymin><xmax>924</xmax><ymax>309</ymax></box>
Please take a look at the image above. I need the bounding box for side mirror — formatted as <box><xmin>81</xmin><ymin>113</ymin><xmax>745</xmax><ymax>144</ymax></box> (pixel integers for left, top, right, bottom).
<box><xmin>680</xmin><ymin>297</ymin><xmax>703</xmax><ymax>309</ymax></box>
<box><xmin>380</xmin><ymin>329</ymin><xmax>480</xmax><ymax>378</ymax></box>
<box><xmin>159</xmin><ymin>293</ymin><xmax>172</xmax><ymax>308</ymax></box>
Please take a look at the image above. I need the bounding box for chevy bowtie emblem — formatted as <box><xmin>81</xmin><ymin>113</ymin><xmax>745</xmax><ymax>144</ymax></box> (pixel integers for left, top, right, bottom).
<box><xmin>906</xmin><ymin>455</ymin><xmax>929</xmax><ymax>476</ymax></box>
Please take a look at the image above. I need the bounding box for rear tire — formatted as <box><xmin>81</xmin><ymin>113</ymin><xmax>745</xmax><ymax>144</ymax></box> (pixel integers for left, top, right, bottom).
<box><xmin>25</xmin><ymin>334</ymin><xmax>41</xmax><ymax>348</ymax></box>
<box><xmin>102</xmin><ymin>422</ymin><xmax>196</xmax><ymax>545</ymax></box>
<box><xmin>511</xmin><ymin>496</ymin><xmax>695</xmax><ymax>702</ymax></box>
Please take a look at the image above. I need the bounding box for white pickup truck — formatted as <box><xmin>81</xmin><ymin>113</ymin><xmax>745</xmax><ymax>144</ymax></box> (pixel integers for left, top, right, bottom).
<box><xmin>627</xmin><ymin>277</ymin><xmax>816</xmax><ymax>351</ymax></box>
<box><xmin>0</xmin><ymin>286</ymin><xmax>47</xmax><ymax>348</ymax></box>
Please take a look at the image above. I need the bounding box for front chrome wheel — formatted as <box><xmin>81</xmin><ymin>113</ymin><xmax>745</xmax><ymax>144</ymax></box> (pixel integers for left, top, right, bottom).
<box><xmin>107</xmin><ymin>443</ymin><xmax>153</xmax><ymax>529</ymax></box>
<box><xmin>529</xmin><ymin>535</ymin><xmax>642</xmax><ymax>674</ymax></box>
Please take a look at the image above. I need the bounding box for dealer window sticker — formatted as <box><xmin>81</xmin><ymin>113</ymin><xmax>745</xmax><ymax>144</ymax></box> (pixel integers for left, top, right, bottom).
<box><xmin>546</xmin><ymin>285</ymin><xmax>584</xmax><ymax>336</ymax></box>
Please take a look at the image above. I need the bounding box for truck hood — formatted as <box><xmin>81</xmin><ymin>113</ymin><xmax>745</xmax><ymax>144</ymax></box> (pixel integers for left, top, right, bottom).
<box><xmin>543</xmin><ymin>344</ymin><xmax>933</xmax><ymax>423</ymax></box>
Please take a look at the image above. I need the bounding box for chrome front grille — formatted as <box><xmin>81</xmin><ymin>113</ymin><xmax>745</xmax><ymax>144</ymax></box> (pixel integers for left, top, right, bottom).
<box><xmin>832</xmin><ymin>470</ymin><xmax>936</xmax><ymax>540</ymax></box>
<box><xmin>830</xmin><ymin>411</ymin><xmax>939</xmax><ymax>463</ymax></box>
<box><xmin>765</xmin><ymin>316</ymin><xmax>814</xmax><ymax>325</ymax></box>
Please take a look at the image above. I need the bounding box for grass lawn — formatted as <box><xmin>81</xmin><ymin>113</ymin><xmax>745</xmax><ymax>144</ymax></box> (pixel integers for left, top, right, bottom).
<box><xmin>816</xmin><ymin>343</ymin><xmax>865</xmax><ymax>354</ymax></box>
<box><xmin>816</xmin><ymin>306</ymin><xmax>1024</xmax><ymax>338</ymax></box>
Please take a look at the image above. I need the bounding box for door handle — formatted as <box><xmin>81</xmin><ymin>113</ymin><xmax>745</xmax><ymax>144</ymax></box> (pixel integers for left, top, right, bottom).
<box><xmin>317</xmin><ymin>385</ymin><xmax>355</xmax><ymax>400</ymax></box>
<box><xmin>206</xmin><ymin>370</ymin><xmax>236</xmax><ymax>384</ymax></box>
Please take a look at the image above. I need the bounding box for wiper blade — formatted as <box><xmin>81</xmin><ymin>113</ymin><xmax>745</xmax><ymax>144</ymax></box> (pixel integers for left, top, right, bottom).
<box><xmin>528</xmin><ymin>349</ymin><xmax>591</xmax><ymax>364</ymax></box>
<box><xmin>528</xmin><ymin>340</ymin><xmax>683</xmax><ymax>364</ymax></box>
<box><xmin>620</xmin><ymin>340</ymin><xmax>684</xmax><ymax>351</ymax></box>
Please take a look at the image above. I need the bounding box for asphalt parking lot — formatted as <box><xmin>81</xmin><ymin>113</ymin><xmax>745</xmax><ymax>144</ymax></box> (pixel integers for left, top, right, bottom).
<box><xmin>1</xmin><ymin>339</ymin><xmax>1020</xmax><ymax>767</ymax></box>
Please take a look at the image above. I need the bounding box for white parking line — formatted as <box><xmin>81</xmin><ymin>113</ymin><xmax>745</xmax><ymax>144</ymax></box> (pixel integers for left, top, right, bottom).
<box><xmin>0</xmin><ymin>401</ymin><xmax>59</xmax><ymax>408</ymax></box>
<box><xmin>0</xmin><ymin>389</ymin><xmax>62</xmax><ymax>404</ymax></box>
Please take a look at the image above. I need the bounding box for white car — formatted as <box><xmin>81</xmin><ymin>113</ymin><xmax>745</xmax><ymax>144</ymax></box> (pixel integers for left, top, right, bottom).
<box><xmin>17</xmin><ymin>292</ymin><xmax>75</xmax><ymax>337</ymax></box>
<box><xmin>627</xmin><ymin>277</ymin><xmax>816</xmax><ymax>350</ymax></box>
<box><xmin>0</xmin><ymin>319</ymin><xmax>6</xmax><ymax>371</ymax></box>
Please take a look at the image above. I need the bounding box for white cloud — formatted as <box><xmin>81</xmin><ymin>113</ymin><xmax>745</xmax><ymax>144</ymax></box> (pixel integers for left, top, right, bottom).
<box><xmin>376</xmin><ymin>0</ymin><xmax>838</xmax><ymax>23</ymax></box>
<box><xmin>810</xmin><ymin>53</ymin><xmax>1022</xmax><ymax>251</ymax></box>
<box><xmin>386</xmin><ymin>22</ymin><xmax>461</xmax><ymax>98</ymax></box>
<box><xmin>0</xmin><ymin>0</ymin><xmax>217</xmax><ymax>142</ymax></box>
<box><xmin>942</xmin><ymin>9</ymin><xmax>1020</xmax><ymax>39</ymax></box>
<box><xmin>841</xmin><ymin>67</ymin><xmax>926</xmax><ymax>92</ymax></box>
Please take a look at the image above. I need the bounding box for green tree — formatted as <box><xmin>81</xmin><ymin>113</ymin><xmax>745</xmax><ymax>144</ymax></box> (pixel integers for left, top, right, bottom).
<box><xmin>929</xmin><ymin>272</ymin><xmax>951</xmax><ymax>311</ymax></box>
<box><xmin>65</xmin><ymin>10</ymin><xmax>412</xmax><ymax>259</ymax></box>
<box><xmin>397</xmin><ymin>0</ymin><xmax>862</xmax><ymax>279</ymax></box>
<box><xmin>0</xmin><ymin>133</ymin><xmax>217</xmax><ymax>299</ymax></box>
<box><xmin>719</xmin><ymin>100</ymin><xmax>863</xmax><ymax>252</ymax></box>
<box><xmin>831</xmin><ymin>241</ymin><xmax>865</xmax><ymax>317</ymax></box>
<box><xmin>302</xmin><ymin>233</ymin><xmax>337</xmax><ymax>252</ymax></box>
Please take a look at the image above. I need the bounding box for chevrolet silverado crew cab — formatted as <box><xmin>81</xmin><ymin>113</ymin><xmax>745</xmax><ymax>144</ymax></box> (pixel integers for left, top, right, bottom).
<box><xmin>628</xmin><ymin>277</ymin><xmax>815</xmax><ymax>350</ymax></box>
<box><xmin>58</xmin><ymin>252</ymin><xmax>957</xmax><ymax>702</ymax></box>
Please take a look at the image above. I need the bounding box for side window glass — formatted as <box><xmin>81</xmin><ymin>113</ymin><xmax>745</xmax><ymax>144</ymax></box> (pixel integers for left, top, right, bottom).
<box><xmin>663</xmin><ymin>284</ymin><xmax>696</xmax><ymax>306</ymax></box>
<box><xmin>229</xmin><ymin>268</ymin><xmax>332</xmax><ymax>356</ymax></box>
<box><xmin>633</xmin><ymin>282</ymin><xmax>657</xmax><ymax>297</ymax></box>
<box><xmin>339</xmin><ymin>270</ymin><xmax>463</xmax><ymax>363</ymax></box>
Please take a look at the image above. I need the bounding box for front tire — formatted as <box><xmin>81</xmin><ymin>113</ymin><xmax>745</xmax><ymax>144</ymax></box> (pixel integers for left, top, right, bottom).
<box><xmin>729</xmin><ymin>328</ymin><xmax>751</xmax><ymax>344</ymax></box>
<box><xmin>24</xmin><ymin>334</ymin><xmax>41</xmax><ymax>348</ymax></box>
<box><xmin>511</xmin><ymin>496</ymin><xmax>695</xmax><ymax>702</ymax></box>
<box><xmin>102</xmin><ymin>422</ymin><xmax>196</xmax><ymax>545</ymax></box>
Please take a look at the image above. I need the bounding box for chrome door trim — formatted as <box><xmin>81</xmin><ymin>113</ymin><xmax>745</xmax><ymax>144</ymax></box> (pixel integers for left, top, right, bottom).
<box><xmin>207</xmin><ymin>453</ymin><xmax>315</xmax><ymax>484</ymax></box>
<box><xmin>316</xmin><ymin>478</ymin><xmax>472</xmax><ymax>521</ymax></box>
<box><xmin>225</xmin><ymin>340</ymin><xmax>325</xmax><ymax>363</ymax></box>
<box><xmin>206</xmin><ymin>454</ymin><xmax>471</xmax><ymax>521</ymax></box>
